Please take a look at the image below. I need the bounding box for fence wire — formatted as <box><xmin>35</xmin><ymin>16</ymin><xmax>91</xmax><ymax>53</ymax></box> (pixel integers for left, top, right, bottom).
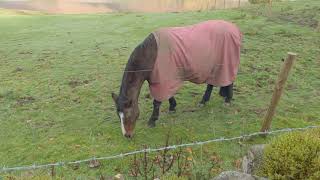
<box><xmin>1</xmin><ymin>125</ymin><xmax>318</xmax><ymax>173</ymax></box>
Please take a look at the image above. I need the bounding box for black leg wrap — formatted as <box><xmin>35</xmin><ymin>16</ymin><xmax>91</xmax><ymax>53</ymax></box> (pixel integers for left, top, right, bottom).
<box><xmin>221</xmin><ymin>83</ymin><xmax>233</xmax><ymax>103</ymax></box>
<box><xmin>169</xmin><ymin>97</ymin><xmax>177</xmax><ymax>112</ymax></box>
<box><xmin>148</xmin><ymin>100</ymin><xmax>161</xmax><ymax>128</ymax></box>
<box><xmin>199</xmin><ymin>84</ymin><xmax>214</xmax><ymax>106</ymax></box>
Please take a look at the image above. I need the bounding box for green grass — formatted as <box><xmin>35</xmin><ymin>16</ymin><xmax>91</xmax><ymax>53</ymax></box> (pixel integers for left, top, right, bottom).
<box><xmin>0</xmin><ymin>0</ymin><xmax>320</xmax><ymax>178</ymax></box>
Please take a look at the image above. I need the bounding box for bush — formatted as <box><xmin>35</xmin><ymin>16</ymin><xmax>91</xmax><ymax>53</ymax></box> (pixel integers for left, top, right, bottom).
<box><xmin>259</xmin><ymin>128</ymin><xmax>320</xmax><ymax>179</ymax></box>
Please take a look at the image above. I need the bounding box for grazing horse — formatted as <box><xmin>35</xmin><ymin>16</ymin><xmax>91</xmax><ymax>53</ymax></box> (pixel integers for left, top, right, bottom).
<box><xmin>112</xmin><ymin>20</ymin><xmax>242</xmax><ymax>138</ymax></box>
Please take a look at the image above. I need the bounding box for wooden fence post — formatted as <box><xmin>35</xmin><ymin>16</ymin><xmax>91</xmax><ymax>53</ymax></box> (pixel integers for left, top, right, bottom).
<box><xmin>260</xmin><ymin>52</ymin><xmax>297</xmax><ymax>132</ymax></box>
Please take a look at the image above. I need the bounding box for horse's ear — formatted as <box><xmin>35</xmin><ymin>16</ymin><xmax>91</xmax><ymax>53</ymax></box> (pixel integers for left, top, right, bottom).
<box><xmin>111</xmin><ymin>92</ymin><xmax>118</xmax><ymax>103</ymax></box>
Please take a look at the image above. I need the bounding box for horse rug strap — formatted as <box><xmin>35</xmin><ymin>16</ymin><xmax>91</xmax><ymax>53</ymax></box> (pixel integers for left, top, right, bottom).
<box><xmin>149</xmin><ymin>20</ymin><xmax>242</xmax><ymax>101</ymax></box>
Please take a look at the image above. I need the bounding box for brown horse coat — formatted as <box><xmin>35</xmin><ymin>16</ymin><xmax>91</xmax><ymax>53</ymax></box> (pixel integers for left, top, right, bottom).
<box><xmin>149</xmin><ymin>20</ymin><xmax>242</xmax><ymax>101</ymax></box>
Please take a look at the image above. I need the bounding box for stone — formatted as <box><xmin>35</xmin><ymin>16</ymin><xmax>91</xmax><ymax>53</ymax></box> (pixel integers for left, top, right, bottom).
<box><xmin>242</xmin><ymin>144</ymin><xmax>266</xmax><ymax>174</ymax></box>
<box><xmin>212</xmin><ymin>171</ymin><xmax>255</xmax><ymax>180</ymax></box>
<box><xmin>212</xmin><ymin>171</ymin><xmax>268</xmax><ymax>180</ymax></box>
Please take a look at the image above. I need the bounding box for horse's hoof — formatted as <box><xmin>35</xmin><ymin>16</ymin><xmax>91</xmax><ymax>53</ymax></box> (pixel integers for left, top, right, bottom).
<box><xmin>224</xmin><ymin>102</ymin><xmax>231</xmax><ymax>107</ymax></box>
<box><xmin>168</xmin><ymin>109</ymin><xmax>176</xmax><ymax>114</ymax></box>
<box><xmin>148</xmin><ymin>121</ymin><xmax>156</xmax><ymax>128</ymax></box>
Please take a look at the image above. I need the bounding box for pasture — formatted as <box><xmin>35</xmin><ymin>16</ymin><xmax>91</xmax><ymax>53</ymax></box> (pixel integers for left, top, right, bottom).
<box><xmin>0</xmin><ymin>0</ymin><xmax>319</xmax><ymax>178</ymax></box>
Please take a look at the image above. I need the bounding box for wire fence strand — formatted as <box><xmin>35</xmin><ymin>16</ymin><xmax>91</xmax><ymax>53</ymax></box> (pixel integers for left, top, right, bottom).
<box><xmin>1</xmin><ymin>125</ymin><xmax>318</xmax><ymax>173</ymax></box>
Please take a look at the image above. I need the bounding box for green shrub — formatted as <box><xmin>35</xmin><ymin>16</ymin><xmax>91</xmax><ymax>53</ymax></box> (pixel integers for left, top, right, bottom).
<box><xmin>259</xmin><ymin>128</ymin><xmax>320</xmax><ymax>180</ymax></box>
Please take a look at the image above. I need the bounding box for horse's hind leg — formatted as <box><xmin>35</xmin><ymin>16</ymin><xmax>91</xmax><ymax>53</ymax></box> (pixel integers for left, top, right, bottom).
<box><xmin>148</xmin><ymin>100</ymin><xmax>162</xmax><ymax>128</ymax></box>
<box><xmin>199</xmin><ymin>84</ymin><xmax>214</xmax><ymax>107</ymax></box>
<box><xmin>219</xmin><ymin>83</ymin><xmax>233</xmax><ymax>104</ymax></box>
<box><xmin>169</xmin><ymin>97</ymin><xmax>177</xmax><ymax>113</ymax></box>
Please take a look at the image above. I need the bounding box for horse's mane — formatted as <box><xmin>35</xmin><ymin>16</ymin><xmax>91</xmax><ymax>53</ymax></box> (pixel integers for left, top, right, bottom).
<box><xmin>118</xmin><ymin>33</ymin><xmax>157</xmax><ymax>107</ymax></box>
<box><xmin>125</xmin><ymin>33</ymin><xmax>156</xmax><ymax>71</ymax></box>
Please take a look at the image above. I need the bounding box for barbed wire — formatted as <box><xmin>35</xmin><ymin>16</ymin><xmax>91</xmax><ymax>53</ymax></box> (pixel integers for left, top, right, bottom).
<box><xmin>1</xmin><ymin>125</ymin><xmax>318</xmax><ymax>173</ymax></box>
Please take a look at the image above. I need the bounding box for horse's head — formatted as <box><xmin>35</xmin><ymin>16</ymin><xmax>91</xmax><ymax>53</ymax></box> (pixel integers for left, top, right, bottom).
<box><xmin>112</xmin><ymin>92</ymin><xmax>140</xmax><ymax>138</ymax></box>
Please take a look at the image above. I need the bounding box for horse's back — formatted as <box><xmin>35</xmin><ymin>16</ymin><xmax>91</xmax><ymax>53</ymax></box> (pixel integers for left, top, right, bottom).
<box><xmin>150</xmin><ymin>20</ymin><xmax>242</xmax><ymax>101</ymax></box>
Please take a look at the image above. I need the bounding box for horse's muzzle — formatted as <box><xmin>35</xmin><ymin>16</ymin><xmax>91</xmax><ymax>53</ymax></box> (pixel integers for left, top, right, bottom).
<box><xmin>124</xmin><ymin>132</ymin><xmax>133</xmax><ymax>138</ymax></box>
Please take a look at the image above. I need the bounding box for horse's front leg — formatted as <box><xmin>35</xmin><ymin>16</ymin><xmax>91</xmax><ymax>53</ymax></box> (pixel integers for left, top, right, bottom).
<box><xmin>219</xmin><ymin>83</ymin><xmax>233</xmax><ymax>104</ymax></box>
<box><xmin>148</xmin><ymin>99</ymin><xmax>162</xmax><ymax>128</ymax></box>
<box><xmin>198</xmin><ymin>84</ymin><xmax>214</xmax><ymax>107</ymax></box>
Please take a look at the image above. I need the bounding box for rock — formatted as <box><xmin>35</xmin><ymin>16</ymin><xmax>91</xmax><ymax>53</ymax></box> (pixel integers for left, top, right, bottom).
<box><xmin>212</xmin><ymin>171</ymin><xmax>255</xmax><ymax>180</ymax></box>
<box><xmin>212</xmin><ymin>171</ymin><xmax>268</xmax><ymax>180</ymax></box>
<box><xmin>242</xmin><ymin>144</ymin><xmax>265</xmax><ymax>174</ymax></box>
<box><xmin>212</xmin><ymin>145</ymin><xmax>268</xmax><ymax>180</ymax></box>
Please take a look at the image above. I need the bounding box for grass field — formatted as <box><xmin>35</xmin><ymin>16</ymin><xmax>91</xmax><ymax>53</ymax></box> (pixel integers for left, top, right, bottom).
<box><xmin>0</xmin><ymin>0</ymin><xmax>320</xmax><ymax>178</ymax></box>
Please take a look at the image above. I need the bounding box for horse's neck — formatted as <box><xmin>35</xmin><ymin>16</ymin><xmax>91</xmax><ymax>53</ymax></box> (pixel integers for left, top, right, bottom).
<box><xmin>119</xmin><ymin>33</ymin><xmax>157</xmax><ymax>103</ymax></box>
<box><xmin>119</xmin><ymin>71</ymin><xmax>145</xmax><ymax>104</ymax></box>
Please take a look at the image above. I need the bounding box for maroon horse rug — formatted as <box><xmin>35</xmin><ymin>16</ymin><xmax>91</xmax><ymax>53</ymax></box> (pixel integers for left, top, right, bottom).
<box><xmin>112</xmin><ymin>20</ymin><xmax>242</xmax><ymax>138</ymax></box>
<box><xmin>149</xmin><ymin>20</ymin><xmax>242</xmax><ymax>101</ymax></box>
